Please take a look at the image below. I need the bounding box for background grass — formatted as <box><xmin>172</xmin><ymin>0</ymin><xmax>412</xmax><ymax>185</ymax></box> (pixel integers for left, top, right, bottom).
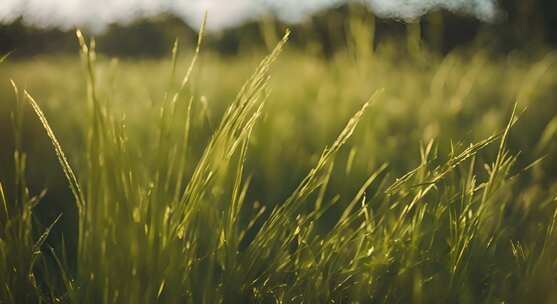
<box><xmin>1</xmin><ymin>18</ymin><xmax>557</xmax><ymax>303</ymax></box>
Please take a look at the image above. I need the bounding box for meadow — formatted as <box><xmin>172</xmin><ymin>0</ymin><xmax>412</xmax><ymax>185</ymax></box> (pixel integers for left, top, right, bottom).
<box><xmin>1</xmin><ymin>21</ymin><xmax>557</xmax><ymax>303</ymax></box>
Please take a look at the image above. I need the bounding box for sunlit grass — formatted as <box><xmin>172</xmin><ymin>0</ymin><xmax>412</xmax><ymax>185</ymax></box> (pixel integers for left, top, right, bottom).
<box><xmin>1</xmin><ymin>18</ymin><xmax>557</xmax><ymax>304</ymax></box>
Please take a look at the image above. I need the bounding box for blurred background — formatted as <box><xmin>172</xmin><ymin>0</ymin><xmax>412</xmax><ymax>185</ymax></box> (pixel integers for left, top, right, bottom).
<box><xmin>1</xmin><ymin>2</ymin><xmax>557</xmax><ymax>302</ymax></box>
<box><xmin>1</xmin><ymin>0</ymin><xmax>555</xmax><ymax>58</ymax></box>
<box><xmin>1</xmin><ymin>0</ymin><xmax>556</xmax><ymax>220</ymax></box>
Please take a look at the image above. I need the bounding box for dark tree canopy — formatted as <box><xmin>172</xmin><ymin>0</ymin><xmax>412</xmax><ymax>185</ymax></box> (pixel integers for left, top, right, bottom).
<box><xmin>0</xmin><ymin>1</ymin><xmax>554</xmax><ymax>57</ymax></box>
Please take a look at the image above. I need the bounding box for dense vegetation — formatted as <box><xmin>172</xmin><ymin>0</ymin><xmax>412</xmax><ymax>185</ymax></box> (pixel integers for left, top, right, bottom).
<box><xmin>1</xmin><ymin>16</ymin><xmax>557</xmax><ymax>303</ymax></box>
<box><xmin>1</xmin><ymin>0</ymin><xmax>556</xmax><ymax>57</ymax></box>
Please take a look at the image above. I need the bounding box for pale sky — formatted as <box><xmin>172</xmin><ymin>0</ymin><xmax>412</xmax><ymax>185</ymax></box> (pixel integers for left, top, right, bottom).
<box><xmin>0</xmin><ymin>0</ymin><xmax>499</xmax><ymax>33</ymax></box>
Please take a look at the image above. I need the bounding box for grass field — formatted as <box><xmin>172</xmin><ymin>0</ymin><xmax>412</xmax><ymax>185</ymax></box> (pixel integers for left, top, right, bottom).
<box><xmin>1</xmin><ymin>24</ymin><xmax>557</xmax><ymax>303</ymax></box>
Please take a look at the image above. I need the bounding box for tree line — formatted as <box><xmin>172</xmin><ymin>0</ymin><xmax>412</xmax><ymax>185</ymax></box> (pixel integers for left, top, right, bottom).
<box><xmin>0</xmin><ymin>1</ymin><xmax>554</xmax><ymax>57</ymax></box>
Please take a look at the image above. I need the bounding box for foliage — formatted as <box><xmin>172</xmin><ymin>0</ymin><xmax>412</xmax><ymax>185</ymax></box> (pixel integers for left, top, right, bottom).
<box><xmin>1</xmin><ymin>19</ymin><xmax>557</xmax><ymax>303</ymax></box>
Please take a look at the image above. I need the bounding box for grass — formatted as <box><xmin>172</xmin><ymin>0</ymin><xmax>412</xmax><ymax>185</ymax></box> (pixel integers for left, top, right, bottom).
<box><xmin>1</xmin><ymin>19</ymin><xmax>557</xmax><ymax>303</ymax></box>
